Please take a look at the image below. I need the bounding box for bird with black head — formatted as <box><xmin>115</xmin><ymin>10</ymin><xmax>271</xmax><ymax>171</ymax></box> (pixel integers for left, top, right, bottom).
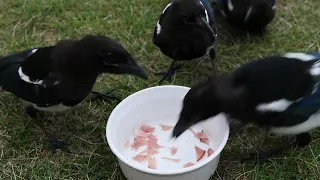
<box><xmin>173</xmin><ymin>53</ymin><xmax>320</xmax><ymax>163</ymax></box>
<box><xmin>0</xmin><ymin>34</ymin><xmax>148</xmax><ymax>152</ymax></box>
<box><xmin>213</xmin><ymin>0</ymin><xmax>276</xmax><ymax>33</ymax></box>
<box><xmin>153</xmin><ymin>0</ymin><xmax>218</xmax><ymax>84</ymax></box>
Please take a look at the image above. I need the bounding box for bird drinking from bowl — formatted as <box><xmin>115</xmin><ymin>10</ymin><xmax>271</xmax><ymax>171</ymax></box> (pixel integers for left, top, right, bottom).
<box><xmin>173</xmin><ymin>52</ymin><xmax>320</xmax><ymax>163</ymax></box>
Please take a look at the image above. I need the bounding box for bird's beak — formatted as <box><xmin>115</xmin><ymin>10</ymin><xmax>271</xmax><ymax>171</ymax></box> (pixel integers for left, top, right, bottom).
<box><xmin>118</xmin><ymin>58</ymin><xmax>148</xmax><ymax>80</ymax></box>
<box><xmin>172</xmin><ymin>116</ymin><xmax>196</xmax><ymax>139</ymax></box>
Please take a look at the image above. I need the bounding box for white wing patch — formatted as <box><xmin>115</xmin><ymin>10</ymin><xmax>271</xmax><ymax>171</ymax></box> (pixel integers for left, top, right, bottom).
<box><xmin>156</xmin><ymin>20</ymin><xmax>161</xmax><ymax>35</ymax></box>
<box><xmin>309</xmin><ymin>60</ymin><xmax>320</xmax><ymax>76</ymax></box>
<box><xmin>283</xmin><ymin>53</ymin><xmax>316</xmax><ymax>61</ymax></box>
<box><xmin>156</xmin><ymin>2</ymin><xmax>172</xmax><ymax>35</ymax></box>
<box><xmin>162</xmin><ymin>3</ymin><xmax>172</xmax><ymax>14</ymax></box>
<box><xmin>256</xmin><ymin>99</ymin><xmax>293</xmax><ymax>112</ymax></box>
<box><xmin>270</xmin><ymin>110</ymin><xmax>320</xmax><ymax>135</ymax></box>
<box><xmin>272</xmin><ymin>5</ymin><xmax>276</xmax><ymax>10</ymax></box>
<box><xmin>227</xmin><ymin>0</ymin><xmax>234</xmax><ymax>11</ymax></box>
<box><xmin>199</xmin><ymin>1</ymin><xmax>209</xmax><ymax>23</ymax></box>
<box><xmin>18</xmin><ymin>67</ymin><xmax>43</xmax><ymax>85</ymax></box>
<box><xmin>31</xmin><ymin>49</ymin><xmax>38</xmax><ymax>54</ymax></box>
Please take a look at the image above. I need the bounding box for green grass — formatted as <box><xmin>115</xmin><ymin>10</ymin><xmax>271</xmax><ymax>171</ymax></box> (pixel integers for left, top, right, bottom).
<box><xmin>0</xmin><ymin>0</ymin><xmax>320</xmax><ymax>179</ymax></box>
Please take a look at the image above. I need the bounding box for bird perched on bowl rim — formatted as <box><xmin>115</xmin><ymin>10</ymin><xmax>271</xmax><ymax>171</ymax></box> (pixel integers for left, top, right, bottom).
<box><xmin>172</xmin><ymin>52</ymin><xmax>320</xmax><ymax>163</ymax></box>
<box><xmin>0</xmin><ymin>34</ymin><xmax>148</xmax><ymax>152</ymax></box>
<box><xmin>213</xmin><ymin>0</ymin><xmax>276</xmax><ymax>33</ymax></box>
<box><xmin>152</xmin><ymin>0</ymin><xmax>218</xmax><ymax>84</ymax></box>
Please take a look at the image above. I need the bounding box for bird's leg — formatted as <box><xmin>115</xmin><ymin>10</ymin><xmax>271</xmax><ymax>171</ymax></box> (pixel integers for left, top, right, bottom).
<box><xmin>25</xmin><ymin>106</ymin><xmax>70</xmax><ymax>153</ymax></box>
<box><xmin>154</xmin><ymin>61</ymin><xmax>182</xmax><ymax>85</ymax></box>
<box><xmin>295</xmin><ymin>132</ymin><xmax>312</xmax><ymax>147</ymax></box>
<box><xmin>241</xmin><ymin>133</ymin><xmax>311</xmax><ymax>164</ymax></box>
<box><xmin>90</xmin><ymin>89</ymin><xmax>121</xmax><ymax>103</ymax></box>
<box><xmin>209</xmin><ymin>48</ymin><xmax>217</xmax><ymax>73</ymax></box>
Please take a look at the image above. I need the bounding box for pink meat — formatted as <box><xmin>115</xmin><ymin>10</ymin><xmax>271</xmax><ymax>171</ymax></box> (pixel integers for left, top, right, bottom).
<box><xmin>195</xmin><ymin>131</ymin><xmax>208</xmax><ymax>139</ymax></box>
<box><xmin>207</xmin><ymin>148</ymin><xmax>214</xmax><ymax>157</ymax></box>
<box><xmin>136</xmin><ymin>129</ymin><xmax>150</xmax><ymax>138</ymax></box>
<box><xmin>140</xmin><ymin>124</ymin><xmax>155</xmax><ymax>133</ymax></box>
<box><xmin>138</xmin><ymin>148</ymin><xmax>160</xmax><ymax>156</ymax></box>
<box><xmin>195</xmin><ymin>146</ymin><xmax>205</xmax><ymax>162</ymax></box>
<box><xmin>170</xmin><ymin>146</ymin><xmax>177</xmax><ymax>156</ymax></box>
<box><xmin>147</xmin><ymin>135</ymin><xmax>164</xmax><ymax>149</ymax></box>
<box><xmin>183</xmin><ymin>162</ymin><xmax>195</xmax><ymax>168</ymax></box>
<box><xmin>200</xmin><ymin>138</ymin><xmax>209</xmax><ymax>145</ymax></box>
<box><xmin>131</xmin><ymin>137</ymin><xmax>147</xmax><ymax>150</ymax></box>
<box><xmin>133</xmin><ymin>154</ymin><xmax>148</xmax><ymax>163</ymax></box>
<box><xmin>159</xmin><ymin>124</ymin><xmax>174</xmax><ymax>131</ymax></box>
<box><xmin>148</xmin><ymin>157</ymin><xmax>157</xmax><ymax>169</ymax></box>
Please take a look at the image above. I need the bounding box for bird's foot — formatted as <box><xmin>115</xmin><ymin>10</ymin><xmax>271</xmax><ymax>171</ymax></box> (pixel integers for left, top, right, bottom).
<box><xmin>47</xmin><ymin>135</ymin><xmax>71</xmax><ymax>153</ymax></box>
<box><xmin>240</xmin><ymin>135</ymin><xmax>306</xmax><ymax>164</ymax></box>
<box><xmin>154</xmin><ymin>64</ymin><xmax>182</xmax><ymax>85</ymax></box>
<box><xmin>90</xmin><ymin>89</ymin><xmax>121</xmax><ymax>103</ymax></box>
<box><xmin>241</xmin><ymin>147</ymin><xmax>285</xmax><ymax>164</ymax></box>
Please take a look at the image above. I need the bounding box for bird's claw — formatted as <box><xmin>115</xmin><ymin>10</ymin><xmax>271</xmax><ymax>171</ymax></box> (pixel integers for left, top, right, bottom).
<box><xmin>90</xmin><ymin>90</ymin><xmax>121</xmax><ymax>103</ymax></box>
<box><xmin>155</xmin><ymin>64</ymin><xmax>182</xmax><ymax>84</ymax></box>
<box><xmin>241</xmin><ymin>152</ymin><xmax>269</xmax><ymax>164</ymax></box>
<box><xmin>48</xmin><ymin>135</ymin><xmax>71</xmax><ymax>153</ymax></box>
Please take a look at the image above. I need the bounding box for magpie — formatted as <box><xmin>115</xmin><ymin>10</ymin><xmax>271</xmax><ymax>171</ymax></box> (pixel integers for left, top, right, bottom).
<box><xmin>152</xmin><ymin>0</ymin><xmax>218</xmax><ymax>84</ymax></box>
<box><xmin>213</xmin><ymin>0</ymin><xmax>276</xmax><ymax>33</ymax></box>
<box><xmin>0</xmin><ymin>34</ymin><xmax>148</xmax><ymax>152</ymax></box>
<box><xmin>172</xmin><ymin>52</ymin><xmax>320</xmax><ymax>163</ymax></box>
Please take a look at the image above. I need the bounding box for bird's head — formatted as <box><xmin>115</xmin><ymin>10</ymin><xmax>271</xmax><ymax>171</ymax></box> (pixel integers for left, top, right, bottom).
<box><xmin>225</xmin><ymin>0</ymin><xmax>275</xmax><ymax>31</ymax></box>
<box><xmin>161</xmin><ymin>0</ymin><xmax>214</xmax><ymax>33</ymax></box>
<box><xmin>172</xmin><ymin>75</ymin><xmax>246</xmax><ymax>138</ymax></box>
<box><xmin>56</xmin><ymin>35</ymin><xmax>148</xmax><ymax>80</ymax></box>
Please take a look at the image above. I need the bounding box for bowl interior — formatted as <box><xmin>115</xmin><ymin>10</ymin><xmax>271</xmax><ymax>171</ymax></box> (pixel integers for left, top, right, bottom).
<box><xmin>106</xmin><ymin>85</ymin><xmax>229</xmax><ymax>175</ymax></box>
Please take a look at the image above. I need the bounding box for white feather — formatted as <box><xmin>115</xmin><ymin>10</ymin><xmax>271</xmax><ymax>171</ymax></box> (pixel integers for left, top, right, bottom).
<box><xmin>256</xmin><ymin>99</ymin><xmax>294</xmax><ymax>112</ymax></box>
<box><xmin>18</xmin><ymin>67</ymin><xmax>43</xmax><ymax>85</ymax></box>
<box><xmin>309</xmin><ymin>60</ymin><xmax>320</xmax><ymax>76</ymax></box>
<box><xmin>272</xmin><ymin>5</ymin><xmax>276</xmax><ymax>10</ymax></box>
<box><xmin>31</xmin><ymin>49</ymin><xmax>38</xmax><ymax>54</ymax></box>
<box><xmin>156</xmin><ymin>20</ymin><xmax>161</xmax><ymax>35</ymax></box>
<box><xmin>20</xmin><ymin>99</ymin><xmax>71</xmax><ymax>113</ymax></box>
<box><xmin>227</xmin><ymin>0</ymin><xmax>234</xmax><ymax>11</ymax></box>
<box><xmin>162</xmin><ymin>3</ymin><xmax>172</xmax><ymax>14</ymax></box>
<box><xmin>283</xmin><ymin>53</ymin><xmax>316</xmax><ymax>61</ymax></box>
<box><xmin>199</xmin><ymin>1</ymin><xmax>209</xmax><ymax>23</ymax></box>
<box><xmin>270</xmin><ymin>110</ymin><xmax>320</xmax><ymax>135</ymax></box>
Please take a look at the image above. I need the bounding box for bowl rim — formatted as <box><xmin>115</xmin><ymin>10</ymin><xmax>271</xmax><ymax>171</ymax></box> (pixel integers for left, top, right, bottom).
<box><xmin>106</xmin><ymin>85</ymin><xmax>230</xmax><ymax>175</ymax></box>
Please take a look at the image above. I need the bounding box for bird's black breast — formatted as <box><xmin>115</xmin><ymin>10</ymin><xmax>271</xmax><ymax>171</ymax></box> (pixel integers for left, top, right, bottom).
<box><xmin>153</xmin><ymin>0</ymin><xmax>216</xmax><ymax>61</ymax></box>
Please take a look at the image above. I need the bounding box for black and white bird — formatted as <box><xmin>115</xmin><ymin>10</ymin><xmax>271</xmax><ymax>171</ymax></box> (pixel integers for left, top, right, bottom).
<box><xmin>172</xmin><ymin>52</ymin><xmax>320</xmax><ymax>162</ymax></box>
<box><xmin>214</xmin><ymin>0</ymin><xmax>276</xmax><ymax>33</ymax></box>
<box><xmin>153</xmin><ymin>0</ymin><xmax>218</xmax><ymax>84</ymax></box>
<box><xmin>0</xmin><ymin>34</ymin><xmax>148</xmax><ymax>152</ymax></box>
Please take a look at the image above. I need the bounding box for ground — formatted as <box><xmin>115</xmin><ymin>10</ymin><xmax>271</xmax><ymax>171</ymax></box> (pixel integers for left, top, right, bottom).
<box><xmin>0</xmin><ymin>0</ymin><xmax>320</xmax><ymax>179</ymax></box>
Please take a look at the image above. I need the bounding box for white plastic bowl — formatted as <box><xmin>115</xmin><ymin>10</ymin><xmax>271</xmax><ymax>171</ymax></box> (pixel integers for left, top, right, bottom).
<box><xmin>106</xmin><ymin>85</ymin><xmax>229</xmax><ymax>180</ymax></box>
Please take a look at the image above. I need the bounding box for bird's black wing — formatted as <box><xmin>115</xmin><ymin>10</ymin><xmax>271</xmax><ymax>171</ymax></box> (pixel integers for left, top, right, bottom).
<box><xmin>0</xmin><ymin>46</ymin><xmax>64</xmax><ymax>106</ymax></box>
<box><xmin>233</xmin><ymin>55</ymin><xmax>320</xmax><ymax>128</ymax></box>
<box><xmin>19</xmin><ymin>46</ymin><xmax>55</xmax><ymax>82</ymax></box>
